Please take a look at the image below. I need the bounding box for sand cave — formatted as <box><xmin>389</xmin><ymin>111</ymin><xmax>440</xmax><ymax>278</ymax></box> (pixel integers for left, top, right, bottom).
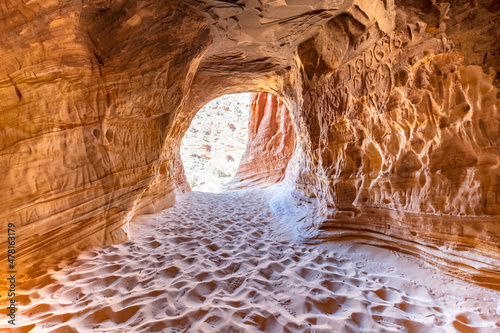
<box><xmin>1</xmin><ymin>0</ymin><xmax>500</xmax><ymax>332</ymax></box>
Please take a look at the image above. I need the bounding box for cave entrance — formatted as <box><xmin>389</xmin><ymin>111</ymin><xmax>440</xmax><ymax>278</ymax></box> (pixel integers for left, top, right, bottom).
<box><xmin>180</xmin><ymin>93</ymin><xmax>252</xmax><ymax>193</ymax></box>
<box><xmin>180</xmin><ymin>91</ymin><xmax>297</xmax><ymax>193</ymax></box>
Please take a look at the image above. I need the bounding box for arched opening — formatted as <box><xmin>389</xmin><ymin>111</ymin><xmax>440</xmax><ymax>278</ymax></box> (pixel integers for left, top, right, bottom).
<box><xmin>180</xmin><ymin>91</ymin><xmax>297</xmax><ymax>192</ymax></box>
<box><xmin>180</xmin><ymin>93</ymin><xmax>251</xmax><ymax>192</ymax></box>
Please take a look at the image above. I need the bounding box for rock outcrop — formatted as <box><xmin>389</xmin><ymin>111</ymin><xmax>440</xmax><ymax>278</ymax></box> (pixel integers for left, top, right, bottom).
<box><xmin>1</xmin><ymin>0</ymin><xmax>499</xmax><ymax>287</ymax></box>
<box><xmin>283</xmin><ymin>0</ymin><xmax>500</xmax><ymax>287</ymax></box>
<box><xmin>226</xmin><ymin>92</ymin><xmax>296</xmax><ymax>189</ymax></box>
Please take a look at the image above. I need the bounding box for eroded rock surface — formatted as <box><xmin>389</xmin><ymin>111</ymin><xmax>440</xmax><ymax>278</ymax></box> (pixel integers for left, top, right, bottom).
<box><xmin>285</xmin><ymin>0</ymin><xmax>500</xmax><ymax>284</ymax></box>
<box><xmin>226</xmin><ymin>92</ymin><xmax>296</xmax><ymax>189</ymax></box>
<box><xmin>1</xmin><ymin>0</ymin><xmax>499</xmax><ymax>287</ymax></box>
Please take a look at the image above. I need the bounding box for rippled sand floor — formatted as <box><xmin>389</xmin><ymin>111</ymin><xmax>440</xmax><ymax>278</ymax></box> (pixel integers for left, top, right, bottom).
<box><xmin>12</xmin><ymin>189</ymin><xmax>500</xmax><ymax>332</ymax></box>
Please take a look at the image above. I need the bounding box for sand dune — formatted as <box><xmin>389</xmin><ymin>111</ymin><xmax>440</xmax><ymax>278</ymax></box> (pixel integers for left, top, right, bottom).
<box><xmin>10</xmin><ymin>188</ymin><xmax>500</xmax><ymax>332</ymax></box>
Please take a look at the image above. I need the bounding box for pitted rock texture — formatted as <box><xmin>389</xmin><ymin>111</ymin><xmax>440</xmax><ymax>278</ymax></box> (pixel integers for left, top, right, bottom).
<box><xmin>1</xmin><ymin>0</ymin><xmax>499</xmax><ymax>287</ymax></box>
<box><xmin>285</xmin><ymin>0</ymin><xmax>500</xmax><ymax>280</ymax></box>
<box><xmin>226</xmin><ymin>92</ymin><xmax>296</xmax><ymax>189</ymax></box>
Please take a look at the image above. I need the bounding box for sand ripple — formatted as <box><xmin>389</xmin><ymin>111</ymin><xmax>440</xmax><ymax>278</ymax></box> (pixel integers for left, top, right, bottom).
<box><xmin>12</xmin><ymin>189</ymin><xmax>500</xmax><ymax>332</ymax></box>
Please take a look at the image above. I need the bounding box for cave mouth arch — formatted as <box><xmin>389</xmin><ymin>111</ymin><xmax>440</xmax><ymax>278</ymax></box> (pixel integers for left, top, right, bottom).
<box><xmin>180</xmin><ymin>91</ymin><xmax>297</xmax><ymax>193</ymax></box>
<box><xmin>180</xmin><ymin>92</ymin><xmax>252</xmax><ymax>193</ymax></box>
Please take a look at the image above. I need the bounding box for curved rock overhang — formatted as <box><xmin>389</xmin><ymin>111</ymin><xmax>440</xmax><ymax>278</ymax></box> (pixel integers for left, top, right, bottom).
<box><xmin>1</xmin><ymin>0</ymin><xmax>499</xmax><ymax>288</ymax></box>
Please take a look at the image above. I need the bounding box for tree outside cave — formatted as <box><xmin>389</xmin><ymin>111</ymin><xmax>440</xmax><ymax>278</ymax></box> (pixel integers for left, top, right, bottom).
<box><xmin>180</xmin><ymin>93</ymin><xmax>251</xmax><ymax>192</ymax></box>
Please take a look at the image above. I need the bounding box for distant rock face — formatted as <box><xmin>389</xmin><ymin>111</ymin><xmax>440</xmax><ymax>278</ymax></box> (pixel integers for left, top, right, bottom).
<box><xmin>1</xmin><ymin>0</ymin><xmax>499</xmax><ymax>284</ymax></box>
<box><xmin>226</xmin><ymin>92</ymin><xmax>296</xmax><ymax>189</ymax></box>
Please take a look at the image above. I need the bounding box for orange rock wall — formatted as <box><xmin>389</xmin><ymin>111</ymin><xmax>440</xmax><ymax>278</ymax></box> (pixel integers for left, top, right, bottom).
<box><xmin>226</xmin><ymin>92</ymin><xmax>296</xmax><ymax>189</ymax></box>
<box><xmin>0</xmin><ymin>0</ymin><xmax>211</xmax><ymax>268</ymax></box>
<box><xmin>284</xmin><ymin>0</ymin><xmax>500</xmax><ymax>283</ymax></box>
<box><xmin>296</xmin><ymin>8</ymin><xmax>500</xmax><ymax>218</ymax></box>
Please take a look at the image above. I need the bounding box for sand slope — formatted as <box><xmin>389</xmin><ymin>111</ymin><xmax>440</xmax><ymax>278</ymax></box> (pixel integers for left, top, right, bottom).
<box><xmin>11</xmin><ymin>189</ymin><xmax>500</xmax><ymax>332</ymax></box>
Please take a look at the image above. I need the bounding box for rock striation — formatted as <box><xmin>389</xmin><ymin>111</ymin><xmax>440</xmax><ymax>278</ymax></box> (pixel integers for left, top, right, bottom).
<box><xmin>1</xmin><ymin>0</ymin><xmax>499</xmax><ymax>287</ymax></box>
<box><xmin>225</xmin><ymin>92</ymin><xmax>296</xmax><ymax>189</ymax></box>
<box><xmin>0</xmin><ymin>0</ymin><xmax>212</xmax><ymax>273</ymax></box>
<box><xmin>284</xmin><ymin>0</ymin><xmax>500</xmax><ymax>287</ymax></box>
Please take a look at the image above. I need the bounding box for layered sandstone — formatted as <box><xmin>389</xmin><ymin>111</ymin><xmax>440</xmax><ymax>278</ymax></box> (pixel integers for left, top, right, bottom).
<box><xmin>284</xmin><ymin>0</ymin><xmax>500</xmax><ymax>287</ymax></box>
<box><xmin>1</xmin><ymin>0</ymin><xmax>499</xmax><ymax>288</ymax></box>
<box><xmin>0</xmin><ymin>0</ymin><xmax>212</xmax><ymax>271</ymax></box>
<box><xmin>225</xmin><ymin>92</ymin><xmax>296</xmax><ymax>189</ymax></box>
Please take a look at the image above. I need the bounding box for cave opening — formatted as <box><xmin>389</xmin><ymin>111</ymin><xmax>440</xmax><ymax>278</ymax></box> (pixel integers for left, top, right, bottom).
<box><xmin>180</xmin><ymin>91</ymin><xmax>297</xmax><ymax>193</ymax></box>
<box><xmin>180</xmin><ymin>92</ymin><xmax>251</xmax><ymax>193</ymax></box>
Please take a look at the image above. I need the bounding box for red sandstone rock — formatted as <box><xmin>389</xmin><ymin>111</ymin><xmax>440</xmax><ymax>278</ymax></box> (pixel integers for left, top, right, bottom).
<box><xmin>225</xmin><ymin>92</ymin><xmax>296</xmax><ymax>189</ymax></box>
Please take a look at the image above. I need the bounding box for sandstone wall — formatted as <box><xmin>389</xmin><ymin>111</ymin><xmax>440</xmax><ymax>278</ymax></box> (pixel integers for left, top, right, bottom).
<box><xmin>285</xmin><ymin>0</ymin><xmax>500</xmax><ymax>286</ymax></box>
<box><xmin>0</xmin><ymin>0</ymin><xmax>211</xmax><ymax>270</ymax></box>
<box><xmin>295</xmin><ymin>0</ymin><xmax>500</xmax><ymax>217</ymax></box>
<box><xmin>226</xmin><ymin>92</ymin><xmax>296</xmax><ymax>189</ymax></box>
